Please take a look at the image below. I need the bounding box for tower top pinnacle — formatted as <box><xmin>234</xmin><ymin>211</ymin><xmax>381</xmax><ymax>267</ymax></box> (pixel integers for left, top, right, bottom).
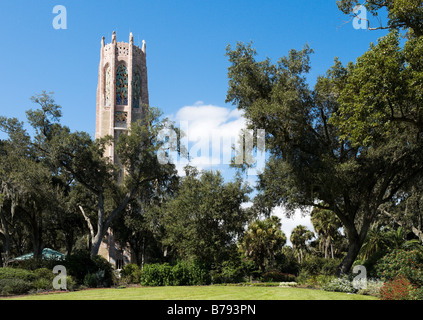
<box><xmin>103</xmin><ymin>31</ymin><xmax>145</xmax><ymax>53</ymax></box>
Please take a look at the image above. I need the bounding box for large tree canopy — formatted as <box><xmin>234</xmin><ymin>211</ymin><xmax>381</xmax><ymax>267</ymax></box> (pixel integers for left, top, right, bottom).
<box><xmin>225</xmin><ymin>27</ymin><xmax>423</xmax><ymax>274</ymax></box>
<box><xmin>0</xmin><ymin>92</ymin><xmax>178</xmax><ymax>258</ymax></box>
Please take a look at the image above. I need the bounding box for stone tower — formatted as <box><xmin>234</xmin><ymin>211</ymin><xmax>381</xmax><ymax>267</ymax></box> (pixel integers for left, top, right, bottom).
<box><xmin>95</xmin><ymin>31</ymin><xmax>149</xmax><ymax>161</ymax></box>
<box><xmin>95</xmin><ymin>31</ymin><xmax>149</xmax><ymax>268</ymax></box>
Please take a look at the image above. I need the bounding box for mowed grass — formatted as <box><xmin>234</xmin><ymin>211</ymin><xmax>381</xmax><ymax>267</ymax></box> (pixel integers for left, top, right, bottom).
<box><xmin>2</xmin><ymin>285</ymin><xmax>378</xmax><ymax>300</ymax></box>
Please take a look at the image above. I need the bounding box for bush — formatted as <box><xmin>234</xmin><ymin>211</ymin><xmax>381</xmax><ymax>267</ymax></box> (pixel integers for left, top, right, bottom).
<box><xmin>262</xmin><ymin>271</ymin><xmax>296</xmax><ymax>282</ymax></box>
<box><xmin>140</xmin><ymin>263</ymin><xmax>172</xmax><ymax>286</ymax></box>
<box><xmin>210</xmin><ymin>261</ymin><xmax>244</xmax><ymax>284</ymax></box>
<box><xmin>11</xmin><ymin>258</ymin><xmax>59</xmax><ymax>271</ymax></box>
<box><xmin>356</xmin><ymin>279</ymin><xmax>385</xmax><ymax>297</ymax></box>
<box><xmin>0</xmin><ymin>267</ymin><xmax>36</xmax><ymax>282</ymax></box>
<box><xmin>0</xmin><ymin>278</ymin><xmax>33</xmax><ymax>296</ymax></box>
<box><xmin>300</xmin><ymin>257</ymin><xmax>340</xmax><ymax>276</ymax></box>
<box><xmin>379</xmin><ymin>276</ymin><xmax>416</xmax><ymax>300</ymax></box>
<box><xmin>170</xmin><ymin>261</ymin><xmax>192</xmax><ymax>286</ymax></box>
<box><xmin>120</xmin><ymin>264</ymin><xmax>142</xmax><ymax>284</ymax></box>
<box><xmin>140</xmin><ymin>261</ymin><xmax>211</xmax><ymax>286</ymax></box>
<box><xmin>410</xmin><ymin>286</ymin><xmax>423</xmax><ymax>300</ymax></box>
<box><xmin>322</xmin><ymin>276</ymin><xmax>357</xmax><ymax>293</ymax></box>
<box><xmin>375</xmin><ymin>249</ymin><xmax>423</xmax><ymax>287</ymax></box>
<box><xmin>297</xmin><ymin>271</ymin><xmax>336</xmax><ymax>288</ymax></box>
<box><xmin>189</xmin><ymin>261</ymin><xmax>211</xmax><ymax>285</ymax></box>
<box><xmin>64</xmin><ymin>250</ymin><xmax>115</xmax><ymax>287</ymax></box>
<box><xmin>33</xmin><ymin>278</ymin><xmax>52</xmax><ymax>291</ymax></box>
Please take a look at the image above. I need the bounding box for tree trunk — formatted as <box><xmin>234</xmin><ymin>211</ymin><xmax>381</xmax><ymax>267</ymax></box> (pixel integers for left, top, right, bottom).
<box><xmin>337</xmin><ymin>238</ymin><xmax>362</xmax><ymax>275</ymax></box>
<box><xmin>31</xmin><ymin>211</ymin><xmax>44</xmax><ymax>261</ymax></box>
<box><xmin>324</xmin><ymin>237</ymin><xmax>330</xmax><ymax>259</ymax></box>
<box><xmin>336</xmin><ymin>216</ymin><xmax>370</xmax><ymax>275</ymax></box>
<box><xmin>90</xmin><ymin>232</ymin><xmax>104</xmax><ymax>257</ymax></box>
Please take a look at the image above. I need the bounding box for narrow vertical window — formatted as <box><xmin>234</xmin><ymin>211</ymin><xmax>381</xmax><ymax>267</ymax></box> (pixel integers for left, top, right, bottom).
<box><xmin>116</xmin><ymin>64</ymin><xmax>128</xmax><ymax>105</ymax></box>
<box><xmin>132</xmin><ymin>69</ymin><xmax>142</xmax><ymax>108</ymax></box>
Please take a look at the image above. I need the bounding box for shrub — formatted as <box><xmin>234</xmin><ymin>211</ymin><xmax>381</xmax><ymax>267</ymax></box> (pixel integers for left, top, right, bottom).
<box><xmin>0</xmin><ymin>278</ymin><xmax>33</xmax><ymax>296</ymax></box>
<box><xmin>0</xmin><ymin>267</ymin><xmax>35</xmax><ymax>282</ymax></box>
<box><xmin>187</xmin><ymin>261</ymin><xmax>211</xmax><ymax>285</ymax></box>
<box><xmin>140</xmin><ymin>261</ymin><xmax>211</xmax><ymax>286</ymax></box>
<box><xmin>356</xmin><ymin>279</ymin><xmax>384</xmax><ymax>297</ymax></box>
<box><xmin>30</xmin><ymin>267</ymin><xmax>55</xmax><ymax>291</ymax></box>
<box><xmin>140</xmin><ymin>263</ymin><xmax>172</xmax><ymax>286</ymax></box>
<box><xmin>33</xmin><ymin>278</ymin><xmax>53</xmax><ymax>291</ymax></box>
<box><xmin>34</xmin><ymin>268</ymin><xmax>54</xmax><ymax>281</ymax></box>
<box><xmin>210</xmin><ymin>261</ymin><xmax>244</xmax><ymax>284</ymax></box>
<box><xmin>300</xmin><ymin>257</ymin><xmax>340</xmax><ymax>276</ymax></box>
<box><xmin>379</xmin><ymin>276</ymin><xmax>416</xmax><ymax>300</ymax></box>
<box><xmin>375</xmin><ymin>249</ymin><xmax>423</xmax><ymax>287</ymax></box>
<box><xmin>170</xmin><ymin>261</ymin><xmax>192</xmax><ymax>286</ymax></box>
<box><xmin>410</xmin><ymin>286</ymin><xmax>423</xmax><ymax>300</ymax></box>
<box><xmin>262</xmin><ymin>271</ymin><xmax>296</xmax><ymax>282</ymax></box>
<box><xmin>83</xmin><ymin>273</ymin><xmax>99</xmax><ymax>288</ymax></box>
<box><xmin>120</xmin><ymin>264</ymin><xmax>142</xmax><ymax>284</ymax></box>
<box><xmin>296</xmin><ymin>270</ymin><xmax>336</xmax><ymax>288</ymax></box>
<box><xmin>322</xmin><ymin>276</ymin><xmax>357</xmax><ymax>293</ymax></box>
<box><xmin>12</xmin><ymin>258</ymin><xmax>59</xmax><ymax>271</ymax></box>
<box><xmin>64</xmin><ymin>250</ymin><xmax>115</xmax><ymax>287</ymax></box>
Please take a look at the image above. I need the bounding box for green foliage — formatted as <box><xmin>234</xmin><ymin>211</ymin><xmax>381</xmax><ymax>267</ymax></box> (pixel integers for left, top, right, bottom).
<box><xmin>336</xmin><ymin>0</ymin><xmax>423</xmax><ymax>36</ymax></box>
<box><xmin>296</xmin><ymin>273</ymin><xmax>336</xmax><ymax>288</ymax></box>
<box><xmin>161</xmin><ymin>169</ymin><xmax>252</xmax><ymax>265</ymax></box>
<box><xmin>169</xmin><ymin>261</ymin><xmax>192</xmax><ymax>286</ymax></box>
<box><xmin>356</xmin><ymin>279</ymin><xmax>385</xmax><ymax>297</ymax></box>
<box><xmin>300</xmin><ymin>257</ymin><xmax>341</xmax><ymax>276</ymax></box>
<box><xmin>0</xmin><ymin>278</ymin><xmax>34</xmax><ymax>296</ymax></box>
<box><xmin>0</xmin><ymin>267</ymin><xmax>36</xmax><ymax>282</ymax></box>
<box><xmin>261</xmin><ymin>271</ymin><xmax>296</xmax><ymax>282</ymax></box>
<box><xmin>210</xmin><ymin>260</ymin><xmax>245</xmax><ymax>284</ymax></box>
<box><xmin>120</xmin><ymin>264</ymin><xmax>142</xmax><ymax>284</ymax></box>
<box><xmin>63</xmin><ymin>250</ymin><xmax>115</xmax><ymax>287</ymax></box>
<box><xmin>140</xmin><ymin>261</ymin><xmax>211</xmax><ymax>286</ymax></box>
<box><xmin>0</xmin><ymin>266</ymin><xmax>76</xmax><ymax>295</ymax></box>
<box><xmin>140</xmin><ymin>263</ymin><xmax>174</xmax><ymax>286</ymax></box>
<box><xmin>238</xmin><ymin>216</ymin><xmax>287</xmax><ymax>272</ymax></box>
<box><xmin>410</xmin><ymin>286</ymin><xmax>423</xmax><ymax>300</ymax></box>
<box><xmin>375</xmin><ymin>249</ymin><xmax>423</xmax><ymax>286</ymax></box>
<box><xmin>322</xmin><ymin>276</ymin><xmax>358</xmax><ymax>293</ymax></box>
<box><xmin>275</xmin><ymin>247</ymin><xmax>300</xmax><ymax>275</ymax></box>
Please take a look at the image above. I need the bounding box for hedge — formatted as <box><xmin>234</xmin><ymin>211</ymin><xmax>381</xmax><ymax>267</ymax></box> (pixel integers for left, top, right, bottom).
<box><xmin>140</xmin><ymin>261</ymin><xmax>211</xmax><ymax>286</ymax></box>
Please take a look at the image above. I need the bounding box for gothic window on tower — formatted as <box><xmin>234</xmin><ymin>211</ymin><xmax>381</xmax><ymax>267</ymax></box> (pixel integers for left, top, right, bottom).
<box><xmin>105</xmin><ymin>66</ymin><xmax>111</xmax><ymax>107</ymax></box>
<box><xmin>114</xmin><ymin>111</ymin><xmax>128</xmax><ymax>128</ymax></box>
<box><xmin>132</xmin><ymin>69</ymin><xmax>142</xmax><ymax>108</ymax></box>
<box><xmin>116</xmin><ymin>64</ymin><xmax>128</xmax><ymax>105</ymax></box>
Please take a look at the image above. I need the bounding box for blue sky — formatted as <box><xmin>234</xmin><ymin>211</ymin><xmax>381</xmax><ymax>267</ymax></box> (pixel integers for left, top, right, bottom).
<box><xmin>0</xmin><ymin>0</ymin><xmax>388</xmax><ymax>239</ymax></box>
<box><xmin>0</xmin><ymin>0</ymin><xmax>387</xmax><ymax>135</ymax></box>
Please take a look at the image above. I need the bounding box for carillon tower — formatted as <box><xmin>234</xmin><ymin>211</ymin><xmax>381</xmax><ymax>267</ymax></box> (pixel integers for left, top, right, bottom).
<box><xmin>95</xmin><ymin>31</ymin><xmax>149</xmax><ymax>163</ymax></box>
<box><xmin>95</xmin><ymin>31</ymin><xmax>149</xmax><ymax>268</ymax></box>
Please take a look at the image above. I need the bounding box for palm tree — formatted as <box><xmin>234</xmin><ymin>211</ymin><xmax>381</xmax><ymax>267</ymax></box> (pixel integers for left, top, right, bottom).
<box><xmin>239</xmin><ymin>216</ymin><xmax>287</xmax><ymax>272</ymax></box>
<box><xmin>310</xmin><ymin>207</ymin><xmax>342</xmax><ymax>259</ymax></box>
<box><xmin>360</xmin><ymin>225</ymin><xmax>423</xmax><ymax>260</ymax></box>
<box><xmin>290</xmin><ymin>225</ymin><xmax>314</xmax><ymax>264</ymax></box>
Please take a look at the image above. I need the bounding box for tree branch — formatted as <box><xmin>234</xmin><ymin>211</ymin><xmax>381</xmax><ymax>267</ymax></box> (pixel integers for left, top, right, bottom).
<box><xmin>79</xmin><ymin>205</ymin><xmax>94</xmax><ymax>240</ymax></box>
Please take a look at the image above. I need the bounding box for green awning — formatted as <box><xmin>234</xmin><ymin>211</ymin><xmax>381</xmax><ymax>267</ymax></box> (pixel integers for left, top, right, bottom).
<box><xmin>12</xmin><ymin>248</ymin><xmax>65</xmax><ymax>261</ymax></box>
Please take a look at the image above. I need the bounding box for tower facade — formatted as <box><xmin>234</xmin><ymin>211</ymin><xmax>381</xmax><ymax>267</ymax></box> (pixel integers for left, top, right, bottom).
<box><xmin>95</xmin><ymin>31</ymin><xmax>149</xmax><ymax>162</ymax></box>
<box><xmin>95</xmin><ymin>31</ymin><xmax>149</xmax><ymax>268</ymax></box>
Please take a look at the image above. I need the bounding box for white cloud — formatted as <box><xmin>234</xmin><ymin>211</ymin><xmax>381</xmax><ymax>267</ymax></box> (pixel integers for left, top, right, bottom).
<box><xmin>168</xmin><ymin>101</ymin><xmax>249</xmax><ymax>176</ymax></box>
<box><xmin>174</xmin><ymin>102</ymin><xmax>246</xmax><ymax>143</ymax></box>
<box><xmin>272</xmin><ymin>206</ymin><xmax>315</xmax><ymax>247</ymax></box>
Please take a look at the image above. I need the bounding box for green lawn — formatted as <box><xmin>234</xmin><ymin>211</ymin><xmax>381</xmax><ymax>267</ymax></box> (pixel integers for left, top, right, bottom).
<box><xmin>2</xmin><ymin>285</ymin><xmax>378</xmax><ymax>300</ymax></box>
